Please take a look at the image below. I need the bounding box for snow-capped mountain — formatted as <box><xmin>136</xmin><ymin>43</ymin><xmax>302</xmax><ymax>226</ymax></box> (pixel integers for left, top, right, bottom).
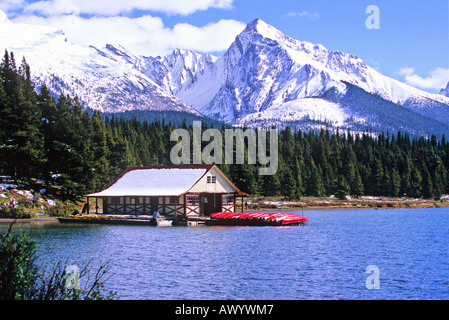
<box><xmin>0</xmin><ymin>11</ymin><xmax>200</xmax><ymax>115</ymax></box>
<box><xmin>146</xmin><ymin>18</ymin><xmax>449</xmax><ymax>136</ymax></box>
<box><xmin>1</xmin><ymin>12</ymin><xmax>449</xmax><ymax>136</ymax></box>
<box><xmin>441</xmin><ymin>82</ymin><xmax>449</xmax><ymax>97</ymax></box>
<box><xmin>140</xmin><ymin>49</ymin><xmax>225</xmax><ymax>112</ymax></box>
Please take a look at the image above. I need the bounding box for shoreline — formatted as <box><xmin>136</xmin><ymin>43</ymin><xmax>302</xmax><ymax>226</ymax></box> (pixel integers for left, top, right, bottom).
<box><xmin>244</xmin><ymin>196</ymin><xmax>449</xmax><ymax>211</ymax></box>
<box><xmin>1</xmin><ymin>197</ymin><xmax>448</xmax><ymax>224</ymax></box>
<box><xmin>0</xmin><ymin>216</ymin><xmax>59</xmax><ymax>224</ymax></box>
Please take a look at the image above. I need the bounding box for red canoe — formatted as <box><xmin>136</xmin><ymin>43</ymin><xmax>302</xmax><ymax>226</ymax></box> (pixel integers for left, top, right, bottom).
<box><xmin>208</xmin><ymin>212</ymin><xmax>308</xmax><ymax>226</ymax></box>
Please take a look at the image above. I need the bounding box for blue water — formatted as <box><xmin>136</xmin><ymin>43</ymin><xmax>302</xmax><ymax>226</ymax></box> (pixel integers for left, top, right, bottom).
<box><xmin>3</xmin><ymin>207</ymin><xmax>449</xmax><ymax>300</ymax></box>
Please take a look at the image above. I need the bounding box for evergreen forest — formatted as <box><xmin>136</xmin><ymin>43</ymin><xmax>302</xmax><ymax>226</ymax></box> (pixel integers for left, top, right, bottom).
<box><xmin>1</xmin><ymin>50</ymin><xmax>449</xmax><ymax>202</ymax></box>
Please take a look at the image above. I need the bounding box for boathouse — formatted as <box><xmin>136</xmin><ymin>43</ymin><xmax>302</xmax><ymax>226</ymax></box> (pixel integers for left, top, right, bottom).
<box><xmin>85</xmin><ymin>165</ymin><xmax>249</xmax><ymax>217</ymax></box>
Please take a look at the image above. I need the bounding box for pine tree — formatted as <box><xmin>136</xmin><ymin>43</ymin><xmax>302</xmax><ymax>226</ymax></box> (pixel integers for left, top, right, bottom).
<box><xmin>319</xmin><ymin>157</ymin><xmax>333</xmax><ymax>195</ymax></box>
<box><xmin>90</xmin><ymin>111</ymin><xmax>109</xmax><ymax>191</ymax></box>
<box><xmin>305</xmin><ymin>159</ymin><xmax>324</xmax><ymax>197</ymax></box>
<box><xmin>371</xmin><ymin>158</ymin><xmax>384</xmax><ymax>196</ymax></box>
<box><xmin>279</xmin><ymin>163</ymin><xmax>297</xmax><ymax>200</ymax></box>
<box><xmin>421</xmin><ymin>163</ymin><xmax>434</xmax><ymax>199</ymax></box>
<box><xmin>0</xmin><ymin>52</ymin><xmax>44</xmax><ymax>181</ymax></box>
<box><xmin>351</xmin><ymin>167</ymin><xmax>365</xmax><ymax>197</ymax></box>
<box><xmin>409</xmin><ymin>167</ymin><xmax>422</xmax><ymax>198</ymax></box>
<box><xmin>0</xmin><ymin>50</ymin><xmax>18</xmax><ymax>98</ymax></box>
<box><xmin>389</xmin><ymin>168</ymin><xmax>401</xmax><ymax>198</ymax></box>
<box><xmin>335</xmin><ymin>176</ymin><xmax>351</xmax><ymax>200</ymax></box>
<box><xmin>261</xmin><ymin>170</ymin><xmax>281</xmax><ymax>197</ymax></box>
<box><xmin>38</xmin><ymin>85</ymin><xmax>58</xmax><ymax>181</ymax></box>
<box><xmin>0</xmin><ymin>76</ymin><xmax>8</xmax><ymax>173</ymax></box>
<box><xmin>292</xmin><ymin>157</ymin><xmax>304</xmax><ymax>199</ymax></box>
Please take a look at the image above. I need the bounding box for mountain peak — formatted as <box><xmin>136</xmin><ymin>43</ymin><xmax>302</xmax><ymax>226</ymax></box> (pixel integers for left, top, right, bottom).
<box><xmin>440</xmin><ymin>81</ymin><xmax>449</xmax><ymax>97</ymax></box>
<box><xmin>238</xmin><ymin>18</ymin><xmax>325</xmax><ymax>56</ymax></box>
<box><xmin>246</xmin><ymin>18</ymin><xmax>265</xmax><ymax>29</ymax></box>
<box><xmin>229</xmin><ymin>18</ymin><xmax>292</xmax><ymax>58</ymax></box>
<box><xmin>243</xmin><ymin>18</ymin><xmax>285</xmax><ymax>41</ymax></box>
<box><xmin>0</xmin><ymin>10</ymin><xmax>10</xmax><ymax>24</ymax></box>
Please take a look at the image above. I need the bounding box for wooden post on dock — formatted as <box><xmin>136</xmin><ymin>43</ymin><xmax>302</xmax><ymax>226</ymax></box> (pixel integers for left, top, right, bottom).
<box><xmin>174</xmin><ymin>197</ymin><xmax>177</xmax><ymax>218</ymax></box>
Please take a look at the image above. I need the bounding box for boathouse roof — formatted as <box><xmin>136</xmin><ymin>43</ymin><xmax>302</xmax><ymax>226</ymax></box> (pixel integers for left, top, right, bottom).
<box><xmin>85</xmin><ymin>165</ymin><xmax>248</xmax><ymax>198</ymax></box>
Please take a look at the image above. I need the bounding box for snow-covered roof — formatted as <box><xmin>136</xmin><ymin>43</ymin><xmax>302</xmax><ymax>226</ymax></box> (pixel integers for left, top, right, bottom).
<box><xmin>86</xmin><ymin>167</ymin><xmax>210</xmax><ymax>197</ymax></box>
<box><xmin>86</xmin><ymin>165</ymin><xmax>246</xmax><ymax>197</ymax></box>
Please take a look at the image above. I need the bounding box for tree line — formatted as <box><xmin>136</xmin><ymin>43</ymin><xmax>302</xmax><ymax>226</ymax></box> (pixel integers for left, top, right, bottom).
<box><xmin>1</xmin><ymin>50</ymin><xmax>449</xmax><ymax>201</ymax></box>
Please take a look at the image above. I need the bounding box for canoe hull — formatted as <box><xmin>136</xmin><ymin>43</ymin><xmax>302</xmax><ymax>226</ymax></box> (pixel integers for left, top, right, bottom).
<box><xmin>207</xmin><ymin>212</ymin><xmax>308</xmax><ymax>227</ymax></box>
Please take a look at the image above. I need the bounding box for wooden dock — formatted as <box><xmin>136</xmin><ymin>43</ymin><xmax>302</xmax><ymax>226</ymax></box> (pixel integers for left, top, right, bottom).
<box><xmin>57</xmin><ymin>215</ymin><xmax>212</xmax><ymax>226</ymax></box>
<box><xmin>58</xmin><ymin>216</ymin><xmax>158</xmax><ymax>226</ymax></box>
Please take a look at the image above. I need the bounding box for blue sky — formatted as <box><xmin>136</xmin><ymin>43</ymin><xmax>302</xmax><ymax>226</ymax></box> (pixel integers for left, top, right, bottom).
<box><xmin>1</xmin><ymin>0</ymin><xmax>448</xmax><ymax>93</ymax></box>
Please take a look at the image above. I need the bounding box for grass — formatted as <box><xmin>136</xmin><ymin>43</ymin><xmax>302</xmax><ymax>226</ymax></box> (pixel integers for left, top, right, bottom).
<box><xmin>244</xmin><ymin>196</ymin><xmax>449</xmax><ymax>211</ymax></box>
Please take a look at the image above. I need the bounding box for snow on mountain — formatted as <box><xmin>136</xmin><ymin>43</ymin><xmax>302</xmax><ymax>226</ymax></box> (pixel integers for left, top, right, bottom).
<box><xmin>0</xmin><ymin>12</ymin><xmax>200</xmax><ymax>115</ymax></box>
<box><xmin>164</xmin><ymin>18</ymin><xmax>449</xmax><ymax>135</ymax></box>
<box><xmin>139</xmin><ymin>49</ymin><xmax>226</xmax><ymax>111</ymax></box>
<box><xmin>1</xmin><ymin>12</ymin><xmax>449</xmax><ymax>136</ymax></box>
<box><xmin>441</xmin><ymin>82</ymin><xmax>449</xmax><ymax>97</ymax></box>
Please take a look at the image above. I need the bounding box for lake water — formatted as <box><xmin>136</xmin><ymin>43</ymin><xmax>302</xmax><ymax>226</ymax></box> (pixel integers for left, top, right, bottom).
<box><xmin>2</xmin><ymin>207</ymin><xmax>449</xmax><ymax>300</ymax></box>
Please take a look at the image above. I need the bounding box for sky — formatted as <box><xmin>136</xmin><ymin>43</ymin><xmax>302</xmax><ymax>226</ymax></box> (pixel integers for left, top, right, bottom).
<box><xmin>1</xmin><ymin>0</ymin><xmax>448</xmax><ymax>93</ymax></box>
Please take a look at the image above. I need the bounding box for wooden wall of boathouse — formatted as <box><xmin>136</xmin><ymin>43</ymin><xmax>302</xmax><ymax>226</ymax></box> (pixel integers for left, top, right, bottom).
<box><xmin>101</xmin><ymin>193</ymin><xmax>236</xmax><ymax>217</ymax></box>
<box><xmin>103</xmin><ymin>196</ymin><xmax>184</xmax><ymax>216</ymax></box>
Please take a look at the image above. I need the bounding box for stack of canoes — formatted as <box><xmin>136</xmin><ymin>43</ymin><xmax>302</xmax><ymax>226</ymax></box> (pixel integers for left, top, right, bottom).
<box><xmin>208</xmin><ymin>212</ymin><xmax>308</xmax><ymax>226</ymax></box>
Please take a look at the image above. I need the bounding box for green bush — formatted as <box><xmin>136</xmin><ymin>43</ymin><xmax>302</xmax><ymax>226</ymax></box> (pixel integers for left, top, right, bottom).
<box><xmin>0</xmin><ymin>206</ymin><xmax>36</xmax><ymax>219</ymax></box>
<box><xmin>46</xmin><ymin>202</ymin><xmax>79</xmax><ymax>217</ymax></box>
<box><xmin>0</xmin><ymin>224</ymin><xmax>117</xmax><ymax>300</ymax></box>
<box><xmin>0</xmin><ymin>227</ymin><xmax>37</xmax><ymax>299</ymax></box>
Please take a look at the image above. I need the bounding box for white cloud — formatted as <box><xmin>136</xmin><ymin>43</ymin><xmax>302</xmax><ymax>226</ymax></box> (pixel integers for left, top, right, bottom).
<box><xmin>11</xmin><ymin>14</ymin><xmax>246</xmax><ymax>56</ymax></box>
<box><xmin>398</xmin><ymin>67</ymin><xmax>449</xmax><ymax>90</ymax></box>
<box><xmin>0</xmin><ymin>0</ymin><xmax>26</xmax><ymax>12</ymax></box>
<box><xmin>284</xmin><ymin>10</ymin><xmax>319</xmax><ymax>20</ymax></box>
<box><xmin>5</xmin><ymin>0</ymin><xmax>242</xmax><ymax>56</ymax></box>
<box><xmin>23</xmin><ymin>0</ymin><xmax>234</xmax><ymax>16</ymax></box>
<box><xmin>169</xmin><ymin>20</ymin><xmax>245</xmax><ymax>53</ymax></box>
